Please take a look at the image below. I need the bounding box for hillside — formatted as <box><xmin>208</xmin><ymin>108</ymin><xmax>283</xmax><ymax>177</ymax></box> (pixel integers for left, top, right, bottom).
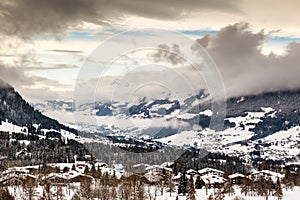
<box><xmin>0</xmin><ymin>80</ymin><xmax>77</xmax><ymax>134</ymax></box>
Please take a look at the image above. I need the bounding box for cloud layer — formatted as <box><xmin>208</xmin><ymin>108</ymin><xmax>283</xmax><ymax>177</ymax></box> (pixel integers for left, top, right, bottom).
<box><xmin>196</xmin><ymin>22</ymin><xmax>300</xmax><ymax>97</ymax></box>
<box><xmin>0</xmin><ymin>64</ymin><xmax>72</xmax><ymax>102</ymax></box>
<box><xmin>0</xmin><ymin>0</ymin><xmax>239</xmax><ymax>37</ymax></box>
<box><xmin>1</xmin><ymin>22</ymin><xmax>300</xmax><ymax>103</ymax></box>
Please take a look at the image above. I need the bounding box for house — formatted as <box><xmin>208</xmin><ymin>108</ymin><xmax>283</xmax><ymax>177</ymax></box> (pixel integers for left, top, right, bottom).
<box><xmin>228</xmin><ymin>173</ymin><xmax>246</xmax><ymax>184</ymax></box>
<box><xmin>132</xmin><ymin>163</ymin><xmax>150</xmax><ymax>174</ymax></box>
<box><xmin>250</xmin><ymin>170</ymin><xmax>284</xmax><ymax>182</ymax></box>
<box><xmin>68</xmin><ymin>174</ymin><xmax>94</xmax><ymax>184</ymax></box>
<box><xmin>95</xmin><ymin>162</ymin><xmax>108</xmax><ymax>169</ymax></box>
<box><xmin>41</xmin><ymin>173</ymin><xmax>68</xmax><ymax>186</ymax></box>
<box><xmin>144</xmin><ymin>165</ymin><xmax>172</xmax><ymax>183</ymax></box>
<box><xmin>186</xmin><ymin>169</ymin><xmax>199</xmax><ymax>177</ymax></box>
<box><xmin>145</xmin><ymin>165</ymin><xmax>172</xmax><ymax>175</ymax></box>
<box><xmin>0</xmin><ymin>173</ymin><xmax>37</xmax><ymax>187</ymax></box>
<box><xmin>198</xmin><ymin>168</ymin><xmax>224</xmax><ymax>177</ymax></box>
<box><xmin>200</xmin><ymin>174</ymin><xmax>226</xmax><ymax>188</ymax></box>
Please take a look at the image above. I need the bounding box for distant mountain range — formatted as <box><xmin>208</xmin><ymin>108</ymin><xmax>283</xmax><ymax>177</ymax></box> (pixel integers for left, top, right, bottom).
<box><xmin>33</xmin><ymin>87</ymin><xmax>300</xmax><ymax>163</ymax></box>
<box><xmin>1</xmin><ymin>79</ymin><xmax>299</xmax><ymax>164</ymax></box>
<box><xmin>34</xmin><ymin>88</ymin><xmax>300</xmax><ymax>139</ymax></box>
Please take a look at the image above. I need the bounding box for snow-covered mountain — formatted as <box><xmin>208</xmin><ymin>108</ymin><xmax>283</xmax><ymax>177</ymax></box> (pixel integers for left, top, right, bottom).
<box><xmin>0</xmin><ymin>80</ymin><xmax>95</xmax><ymax>166</ymax></box>
<box><xmin>34</xmin><ymin>89</ymin><xmax>300</xmax><ymax>163</ymax></box>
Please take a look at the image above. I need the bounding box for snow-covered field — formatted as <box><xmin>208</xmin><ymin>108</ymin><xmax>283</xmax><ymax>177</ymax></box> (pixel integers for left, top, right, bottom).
<box><xmin>6</xmin><ymin>184</ymin><xmax>300</xmax><ymax>200</ymax></box>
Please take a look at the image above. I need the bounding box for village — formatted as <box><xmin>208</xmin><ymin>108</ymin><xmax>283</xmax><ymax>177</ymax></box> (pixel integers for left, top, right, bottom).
<box><xmin>0</xmin><ymin>159</ymin><xmax>299</xmax><ymax>200</ymax></box>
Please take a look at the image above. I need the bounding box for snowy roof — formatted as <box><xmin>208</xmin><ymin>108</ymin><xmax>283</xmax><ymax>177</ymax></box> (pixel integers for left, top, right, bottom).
<box><xmin>160</xmin><ymin>162</ymin><xmax>174</xmax><ymax>167</ymax></box>
<box><xmin>95</xmin><ymin>162</ymin><xmax>108</xmax><ymax>167</ymax></box>
<box><xmin>186</xmin><ymin>169</ymin><xmax>198</xmax><ymax>174</ymax></box>
<box><xmin>133</xmin><ymin>163</ymin><xmax>150</xmax><ymax>168</ymax></box>
<box><xmin>260</xmin><ymin>170</ymin><xmax>284</xmax><ymax>178</ymax></box>
<box><xmin>145</xmin><ymin>165</ymin><xmax>172</xmax><ymax>172</ymax></box>
<box><xmin>228</xmin><ymin>173</ymin><xmax>245</xmax><ymax>179</ymax></box>
<box><xmin>198</xmin><ymin>168</ymin><xmax>224</xmax><ymax>174</ymax></box>
<box><xmin>112</xmin><ymin>164</ymin><xmax>124</xmax><ymax>170</ymax></box>
<box><xmin>200</xmin><ymin>174</ymin><xmax>225</xmax><ymax>184</ymax></box>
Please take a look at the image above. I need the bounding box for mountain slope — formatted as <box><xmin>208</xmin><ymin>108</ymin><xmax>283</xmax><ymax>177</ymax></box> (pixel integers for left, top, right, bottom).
<box><xmin>0</xmin><ymin>80</ymin><xmax>77</xmax><ymax>134</ymax></box>
<box><xmin>0</xmin><ymin>80</ymin><xmax>94</xmax><ymax>167</ymax></box>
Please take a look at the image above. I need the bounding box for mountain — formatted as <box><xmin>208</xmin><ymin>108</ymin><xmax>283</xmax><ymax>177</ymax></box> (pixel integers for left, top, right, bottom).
<box><xmin>34</xmin><ymin>89</ymin><xmax>300</xmax><ymax>164</ymax></box>
<box><xmin>0</xmin><ymin>80</ymin><xmax>77</xmax><ymax>134</ymax></box>
<box><xmin>0</xmin><ymin>80</ymin><xmax>92</xmax><ymax>167</ymax></box>
<box><xmin>157</xmin><ymin>90</ymin><xmax>300</xmax><ymax>163</ymax></box>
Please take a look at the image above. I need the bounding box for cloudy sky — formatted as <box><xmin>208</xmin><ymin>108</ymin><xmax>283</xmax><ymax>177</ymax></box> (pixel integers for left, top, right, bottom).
<box><xmin>0</xmin><ymin>0</ymin><xmax>300</xmax><ymax>103</ymax></box>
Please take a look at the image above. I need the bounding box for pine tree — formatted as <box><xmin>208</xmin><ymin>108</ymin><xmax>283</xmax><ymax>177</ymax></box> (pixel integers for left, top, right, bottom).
<box><xmin>137</xmin><ymin>180</ymin><xmax>145</xmax><ymax>200</ymax></box>
<box><xmin>186</xmin><ymin>176</ymin><xmax>196</xmax><ymax>200</ymax></box>
<box><xmin>241</xmin><ymin>178</ymin><xmax>251</xmax><ymax>196</ymax></box>
<box><xmin>165</xmin><ymin>172</ymin><xmax>175</xmax><ymax>197</ymax></box>
<box><xmin>71</xmin><ymin>164</ymin><xmax>76</xmax><ymax>171</ymax></box>
<box><xmin>256</xmin><ymin>176</ymin><xmax>268</xmax><ymax>198</ymax></box>
<box><xmin>178</xmin><ymin>172</ymin><xmax>188</xmax><ymax>195</ymax></box>
<box><xmin>223</xmin><ymin>180</ymin><xmax>235</xmax><ymax>196</ymax></box>
<box><xmin>195</xmin><ymin>176</ymin><xmax>204</xmax><ymax>189</ymax></box>
<box><xmin>283</xmin><ymin>169</ymin><xmax>294</xmax><ymax>190</ymax></box>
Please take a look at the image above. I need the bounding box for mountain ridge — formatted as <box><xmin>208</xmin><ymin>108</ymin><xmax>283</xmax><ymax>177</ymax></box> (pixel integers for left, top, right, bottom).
<box><xmin>0</xmin><ymin>80</ymin><xmax>77</xmax><ymax>134</ymax></box>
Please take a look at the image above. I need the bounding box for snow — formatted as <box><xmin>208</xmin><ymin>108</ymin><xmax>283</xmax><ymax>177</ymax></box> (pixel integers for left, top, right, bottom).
<box><xmin>200</xmin><ymin>109</ymin><xmax>213</xmax><ymax>117</ymax></box>
<box><xmin>0</xmin><ymin>121</ymin><xmax>24</xmax><ymax>133</ymax></box>
<box><xmin>261</xmin><ymin>107</ymin><xmax>274</xmax><ymax>113</ymax></box>
<box><xmin>157</xmin><ymin>130</ymin><xmax>199</xmax><ymax>146</ymax></box>
<box><xmin>237</xmin><ymin>96</ymin><xmax>245</xmax><ymax>103</ymax></box>
<box><xmin>3</xmin><ymin>162</ymin><xmax>300</xmax><ymax>200</ymax></box>
<box><xmin>228</xmin><ymin>173</ymin><xmax>245</xmax><ymax>179</ymax></box>
<box><xmin>198</xmin><ymin>168</ymin><xmax>224</xmax><ymax>175</ymax></box>
<box><xmin>201</xmin><ymin>174</ymin><xmax>226</xmax><ymax>184</ymax></box>
<box><xmin>150</xmin><ymin>103</ymin><xmax>174</xmax><ymax>112</ymax></box>
<box><xmin>176</xmin><ymin>113</ymin><xmax>198</xmax><ymax>120</ymax></box>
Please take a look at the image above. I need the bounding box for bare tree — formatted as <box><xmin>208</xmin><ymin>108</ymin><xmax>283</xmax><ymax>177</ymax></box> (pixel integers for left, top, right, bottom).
<box><xmin>22</xmin><ymin>178</ymin><xmax>37</xmax><ymax>200</ymax></box>
<box><xmin>274</xmin><ymin>177</ymin><xmax>283</xmax><ymax>200</ymax></box>
<box><xmin>186</xmin><ymin>175</ymin><xmax>196</xmax><ymax>200</ymax></box>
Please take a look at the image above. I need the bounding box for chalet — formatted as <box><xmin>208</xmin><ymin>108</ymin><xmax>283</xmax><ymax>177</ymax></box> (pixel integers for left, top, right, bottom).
<box><xmin>0</xmin><ymin>173</ymin><xmax>37</xmax><ymax>187</ymax></box>
<box><xmin>68</xmin><ymin>174</ymin><xmax>94</xmax><ymax>184</ymax></box>
<box><xmin>95</xmin><ymin>162</ymin><xmax>108</xmax><ymax>168</ymax></box>
<box><xmin>198</xmin><ymin>168</ymin><xmax>224</xmax><ymax>177</ymax></box>
<box><xmin>250</xmin><ymin>170</ymin><xmax>284</xmax><ymax>182</ymax></box>
<box><xmin>84</xmin><ymin>154</ymin><xmax>92</xmax><ymax>160</ymax></box>
<box><xmin>75</xmin><ymin>161</ymin><xmax>88</xmax><ymax>173</ymax></box>
<box><xmin>186</xmin><ymin>169</ymin><xmax>199</xmax><ymax>177</ymax></box>
<box><xmin>132</xmin><ymin>163</ymin><xmax>149</xmax><ymax>174</ymax></box>
<box><xmin>122</xmin><ymin>174</ymin><xmax>151</xmax><ymax>185</ymax></box>
<box><xmin>41</xmin><ymin>173</ymin><xmax>68</xmax><ymax>185</ymax></box>
<box><xmin>200</xmin><ymin>174</ymin><xmax>226</xmax><ymax>188</ymax></box>
<box><xmin>228</xmin><ymin>173</ymin><xmax>246</xmax><ymax>184</ymax></box>
<box><xmin>145</xmin><ymin>165</ymin><xmax>172</xmax><ymax>175</ymax></box>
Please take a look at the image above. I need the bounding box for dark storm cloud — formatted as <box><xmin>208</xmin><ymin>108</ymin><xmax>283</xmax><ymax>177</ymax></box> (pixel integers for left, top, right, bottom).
<box><xmin>0</xmin><ymin>0</ymin><xmax>241</xmax><ymax>37</ymax></box>
<box><xmin>194</xmin><ymin>22</ymin><xmax>300</xmax><ymax>97</ymax></box>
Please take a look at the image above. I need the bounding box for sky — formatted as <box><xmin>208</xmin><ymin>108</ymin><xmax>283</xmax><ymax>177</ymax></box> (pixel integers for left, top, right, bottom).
<box><xmin>0</xmin><ymin>0</ymin><xmax>300</xmax><ymax>103</ymax></box>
